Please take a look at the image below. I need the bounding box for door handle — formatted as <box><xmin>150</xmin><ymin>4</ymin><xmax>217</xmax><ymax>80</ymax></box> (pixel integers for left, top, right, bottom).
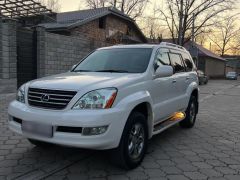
<box><xmin>186</xmin><ymin>77</ymin><xmax>190</xmax><ymax>80</ymax></box>
<box><xmin>172</xmin><ymin>79</ymin><xmax>177</xmax><ymax>83</ymax></box>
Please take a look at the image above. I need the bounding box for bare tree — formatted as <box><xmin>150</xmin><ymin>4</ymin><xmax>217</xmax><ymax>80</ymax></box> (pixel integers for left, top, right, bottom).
<box><xmin>117</xmin><ymin>0</ymin><xmax>149</xmax><ymax>19</ymax></box>
<box><xmin>195</xmin><ymin>29</ymin><xmax>212</xmax><ymax>46</ymax></box>
<box><xmin>37</xmin><ymin>0</ymin><xmax>61</xmax><ymax>12</ymax></box>
<box><xmin>83</xmin><ymin>0</ymin><xmax>149</xmax><ymax>19</ymax></box>
<box><xmin>157</xmin><ymin>0</ymin><xmax>234</xmax><ymax>45</ymax></box>
<box><xmin>231</xmin><ymin>36</ymin><xmax>240</xmax><ymax>55</ymax></box>
<box><xmin>208</xmin><ymin>14</ymin><xmax>240</xmax><ymax>56</ymax></box>
<box><xmin>138</xmin><ymin>4</ymin><xmax>167</xmax><ymax>42</ymax></box>
<box><xmin>84</xmin><ymin>0</ymin><xmax>107</xmax><ymax>8</ymax></box>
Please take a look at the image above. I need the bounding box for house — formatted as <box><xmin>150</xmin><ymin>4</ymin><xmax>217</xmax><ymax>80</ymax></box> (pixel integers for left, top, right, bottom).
<box><xmin>185</xmin><ymin>42</ymin><xmax>227</xmax><ymax>78</ymax></box>
<box><xmin>223</xmin><ymin>55</ymin><xmax>240</xmax><ymax>74</ymax></box>
<box><xmin>37</xmin><ymin>7</ymin><xmax>147</xmax><ymax>44</ymax></box>
<box><xmin>157</xmin><ymin>39</ymin><xmax>227</xmax><ymax>78</ymax></box>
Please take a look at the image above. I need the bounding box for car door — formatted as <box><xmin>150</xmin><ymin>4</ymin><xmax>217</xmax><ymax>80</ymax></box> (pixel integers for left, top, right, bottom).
<box><xmin>151</xmin><ymin>48</ymin><xmax>177</xmax><ymax>123</ymax></box>
<box><xmin>168</xmin><ymin>52</ymin><xmax>187</xmax><ymax>111</ymax></box>
<box><xmin>181</xmin><ymin>52</ymin><xmax>196</xmax><ymax>106</ymax></box>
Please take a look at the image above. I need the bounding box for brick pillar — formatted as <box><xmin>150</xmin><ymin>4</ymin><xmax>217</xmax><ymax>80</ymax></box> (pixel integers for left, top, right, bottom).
<box><xmin>0</xmin><ymin>18</ymin><xmax>17</xmax><ymax>94</ymax></box>
<box><xmin>0</xmin><ymin>18</ymin><xmax>2</xmax><ymax>80</ymax></box>
<box><xmin>36</xmin><ymin>26</ymin><xmax>46</xmax><ymax>78</ymax></box>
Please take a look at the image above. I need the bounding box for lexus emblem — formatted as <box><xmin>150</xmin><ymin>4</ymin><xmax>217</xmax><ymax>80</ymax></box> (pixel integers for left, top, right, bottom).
<box><xmin>41</xmin><ymin>94</ymin><xmax>50</xmax><ymax>102</ymax></box>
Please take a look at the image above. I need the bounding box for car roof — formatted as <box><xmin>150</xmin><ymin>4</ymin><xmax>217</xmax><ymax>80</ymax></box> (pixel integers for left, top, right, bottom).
<box><xmin>98</xmin><ymin>44</ymin><xmax>156</xmax><ymax>49</ymax></box>
<box><xmin>98</xmin><ymin>42</ymin><xmax>189</xmax><ymax>54</ymax></box>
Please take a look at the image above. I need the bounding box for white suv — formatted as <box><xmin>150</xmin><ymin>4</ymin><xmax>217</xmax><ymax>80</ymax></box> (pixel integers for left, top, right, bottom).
<box><xmin>8</xmin><ymin>42</ymin><xmax>199</xmax><ymax>169</ymax></box>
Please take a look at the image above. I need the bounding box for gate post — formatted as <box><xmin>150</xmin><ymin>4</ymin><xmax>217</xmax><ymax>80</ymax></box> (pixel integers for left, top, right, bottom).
<box><xmin>36</xmin><ymin>26</ymin><xmax>46</xmax><ymax>78</ymax></box>
<box><xmin>0</xmin><ymin>18</ymin><xmax>17</xmax><ymax>94</ymax></box>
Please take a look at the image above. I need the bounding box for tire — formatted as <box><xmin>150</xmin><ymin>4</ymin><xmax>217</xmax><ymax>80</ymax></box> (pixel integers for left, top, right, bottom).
<box><xmin>28</xmin><ymin>139</ymin><xmax>53</xmax><ymax>147</ymax></box>
<box><xmin>204</xmin><ymin>79</ymin><xmax>208</xmax><ymax>84</ymax></box>
<box><xmin>180</xmin><ymin>96</ymin><xmax>198</xmax><ymax>128</ymax></box>
<box><xmin>110</xmin><ymin>111</ymin><xmax>148</xmax><ymax>169</ymax></box>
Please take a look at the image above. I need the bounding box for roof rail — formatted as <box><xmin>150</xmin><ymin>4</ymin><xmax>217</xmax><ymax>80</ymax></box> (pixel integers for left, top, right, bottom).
<box><xmin>160</xmin><ymin>42</ymin><xmax>186</xmax><ymax>51</ymax></box>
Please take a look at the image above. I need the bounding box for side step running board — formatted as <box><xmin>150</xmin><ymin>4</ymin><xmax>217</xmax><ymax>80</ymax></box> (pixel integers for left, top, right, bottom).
<box><xmin>153</xmin><ymin>112</ymin><xmax>185</xmax><ymax>135</ymax></box>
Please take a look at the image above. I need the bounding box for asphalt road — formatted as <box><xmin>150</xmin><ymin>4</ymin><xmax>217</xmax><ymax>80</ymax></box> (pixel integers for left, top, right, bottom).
<box><xmin>0</xmin><ymin>79</ymin><xmax>240</xmax><ymax>180</ymax></box>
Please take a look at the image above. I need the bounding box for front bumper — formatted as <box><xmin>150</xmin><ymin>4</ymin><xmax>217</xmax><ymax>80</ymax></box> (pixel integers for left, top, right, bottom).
<box><xmin>226</xmin><ymin>76</ymin><xmax>237</xmax><ymax>80</ymax></box>
<box><xmin>8</xmin><ymin>100</ymin><xmax>129</xmax><ymax>150</ymax></box>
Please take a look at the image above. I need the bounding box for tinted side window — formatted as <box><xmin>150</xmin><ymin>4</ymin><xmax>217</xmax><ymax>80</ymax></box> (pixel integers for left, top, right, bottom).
<box><xmin>182</xmin><ymin>52</ymin><xmax>193</xmax><ymax>71</ymax></box>
<box><xmin>155</xmin><ymin>48</ymin><xmax>170</xmax><ymax>68</ymax></box>
<box><xmin>169</xmin><ymin>53</ymin><xmax>185</xmax><ymax>73</ymax></box>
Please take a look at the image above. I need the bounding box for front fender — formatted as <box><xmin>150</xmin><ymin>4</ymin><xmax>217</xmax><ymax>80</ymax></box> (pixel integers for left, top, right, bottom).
<box><xmin>116</xmin><ymin>91</ymin><xmax>153</xmax><ymax>110</ymax></box>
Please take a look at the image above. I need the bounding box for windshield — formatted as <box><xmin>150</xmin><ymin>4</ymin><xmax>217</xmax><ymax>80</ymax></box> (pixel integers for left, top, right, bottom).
<box><xmin>228</xmin><ymin>72</ymin><xmax>236</xmax><ymax>75</ymax></box>
<box><xmin>73</xmin><ymin>48</ymin><xmax>153</xmax><ymax>73</ymax></box>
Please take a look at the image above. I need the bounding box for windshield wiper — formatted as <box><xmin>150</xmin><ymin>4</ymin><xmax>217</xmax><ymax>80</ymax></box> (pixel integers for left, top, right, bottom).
<box><xmin>73</xmin><ymin>70</ymin><xmax>93</xmax><ymax>72</ymax></box>
<box><xmin>95</xmin><ymin>70</ymin><xmax>129</xmax><ymax>73</ymax></box>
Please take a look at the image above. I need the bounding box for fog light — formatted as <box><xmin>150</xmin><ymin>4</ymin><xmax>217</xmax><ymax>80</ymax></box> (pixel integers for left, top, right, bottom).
<box><xmin>170</xmin><ymin>112</ymin><xmax>185</xmax><ymax>121</ymax></box>
<box><xmin>82</xmin><ymin>126</ymin><xmax>108</xmax><ymax>136</ymax></box>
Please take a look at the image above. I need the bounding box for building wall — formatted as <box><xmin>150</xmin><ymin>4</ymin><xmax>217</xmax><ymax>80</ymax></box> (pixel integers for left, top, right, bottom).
<box><xmin>70</xmin><ymin>15</ymin><xmax>142</xmax><ymax>43</ymax></box>
<box><xmin>197</xmin><ymin>57</ymin><xmax>206</xmax><ymax>72</ymax></box>
<box><xmin>205</xmin><ymin>58</ymin><xmax>226</xmax><ymax>78</ymax></box>
<box><xmin>0</xmin><ymin>16</ymin><xmax>144</xmax><ymax>93</ymax></box>
<box><xmin>37</xmin><ymin>27</ymin><xmax>112</xmax><ymax>77</ymax></box>
<box><xmin>0</xmin><ymin>19</ymin><xmax>17</xmax><ymax>94</ymax></box>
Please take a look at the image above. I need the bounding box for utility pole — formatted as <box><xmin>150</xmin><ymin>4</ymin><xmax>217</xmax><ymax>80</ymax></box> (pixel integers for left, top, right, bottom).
<box><xmin>113</xmin><ymin>0</ymin><xmax>117</xmax><ymax>8</ymax></box>
<box><xmin>121</xmin><ymin>0</ymin><xmax>125</xmax><ymax>12</ymax></box>
<box><xmin>172</xmin><ymin>13</ymin><xmax>175</xmax><ymax>43</ymax></box>
<box><xmin>191</xmin><ymin>13</ymin><xmax>195</xmax><ymax>45</ymax></box>
<box><xmin>178</xmin><ymin>0</ymin><xmax>183</xmax><ymax>45</ymax></box>
<box><xmin>191</xmin><ymin>13</ymin><xmax>198</xmax><ymax>68</ymax></box>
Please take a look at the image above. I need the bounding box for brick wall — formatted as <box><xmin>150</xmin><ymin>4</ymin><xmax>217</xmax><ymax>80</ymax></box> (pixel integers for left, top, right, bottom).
<box><xmin>37</xmin><ymin>27</ymin><xmax>112</xmax><ymax>77</ymax></box>
<box><xmin>0</xmin><ymin>18</ymin><xmax>17</xmax><ymax>94</ymax></box>
<box><xmin>71</xmin><ymin>15</ymin><xmax>142</xmax><ymax>43</ymax></box>
<box><xmin>71</xmin><ymin>19</ymin><xmax>106</xmax><ymax>41</ymax></box>
<box><xmin>0</xmin><ymin>16</ymin><xmax>143</xmax><ymax>94</ymax></box>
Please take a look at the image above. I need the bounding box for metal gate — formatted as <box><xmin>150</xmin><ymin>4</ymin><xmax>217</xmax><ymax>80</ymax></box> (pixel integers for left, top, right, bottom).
<box><xmin>17</xmin><ymin>27</ymin><xmax>37</xmax><ymax>88</ymax></box>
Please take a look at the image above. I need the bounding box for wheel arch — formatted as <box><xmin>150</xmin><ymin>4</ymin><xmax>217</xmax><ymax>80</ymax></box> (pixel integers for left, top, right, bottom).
<box><xmin>130</xmin><ymin>102</ymin><xmax>154</xmax><ymax>139</ymax></box>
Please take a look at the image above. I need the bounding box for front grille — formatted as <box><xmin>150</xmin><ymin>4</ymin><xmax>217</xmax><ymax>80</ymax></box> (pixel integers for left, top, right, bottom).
<box><xmin>28</xmin><ymin>88</ymin><xmax>77</xmax><ymax>110</ymax></box>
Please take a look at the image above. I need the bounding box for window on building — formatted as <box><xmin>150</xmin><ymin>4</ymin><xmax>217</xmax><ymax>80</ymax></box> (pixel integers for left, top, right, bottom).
<box><xmin>169</xmin><ymin>53</ymin><xmax>185</xmax><ymax>73</ymax></box>
<box><xmin>99</xmin><ymin>17</ymin><xmax>106</xmax><ymax>29</ymax></box>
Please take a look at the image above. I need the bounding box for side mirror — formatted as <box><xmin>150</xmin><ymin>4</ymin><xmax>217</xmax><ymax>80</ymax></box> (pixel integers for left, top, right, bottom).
<box><xmin>71</xmin><ymin>64</ymin><xmax>77</xmax><ymax>71</ymax></box>
<box><xmin>155</xmin><ymin>65</ymin><xmax>173</xmax><ymax>78</ymax></box>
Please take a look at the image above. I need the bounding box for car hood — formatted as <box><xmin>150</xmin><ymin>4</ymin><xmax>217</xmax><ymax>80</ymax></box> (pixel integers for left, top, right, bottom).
<box><xmin>28</xmin><ymin>72</ymin><xmax>143</xmax><ymax>91</ymax></box>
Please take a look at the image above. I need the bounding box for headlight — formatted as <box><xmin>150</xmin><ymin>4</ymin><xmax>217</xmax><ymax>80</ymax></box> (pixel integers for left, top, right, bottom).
<box><xmin>16</xmin><ymin>84</ymin><xmax>26</xmax><ymax>103</ymax></box>
<box><xmin>72</xmin><ymin>88</ymin><xmax>117</xmax><ymax>109</ymax></box>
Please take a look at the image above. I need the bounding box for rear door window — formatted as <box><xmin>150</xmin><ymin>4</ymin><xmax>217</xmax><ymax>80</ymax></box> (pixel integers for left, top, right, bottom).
<box><xmin>169</xmin><ymin>53</ymin><xmax>185</xmax><ymax>73</ymax></box>
<box><xmin>182</xmin><ymin>53</ymin><xmax>194</xmax><ymax>71</ymax></box>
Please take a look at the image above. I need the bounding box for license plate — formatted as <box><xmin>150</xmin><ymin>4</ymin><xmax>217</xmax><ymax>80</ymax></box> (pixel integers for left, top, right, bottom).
<box><xmin>22</xmin><ymin>121</ymin><xmax>53</xmax><ymax>138</ymax></box>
